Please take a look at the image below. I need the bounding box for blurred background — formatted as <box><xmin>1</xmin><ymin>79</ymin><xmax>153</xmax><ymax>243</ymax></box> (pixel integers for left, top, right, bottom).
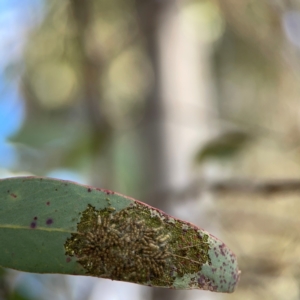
<box><xmin>1</xmin><ymin>0</ymin><xmax>300</xmax><ymax>299</ymax></box>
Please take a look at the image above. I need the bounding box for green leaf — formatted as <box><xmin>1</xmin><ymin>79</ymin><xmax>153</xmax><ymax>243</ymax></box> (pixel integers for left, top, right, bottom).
<box><xmin>0</xmin><ymin>177</ymin><xmax>240</xmax><ymax>293</ymax></box>
<box><xmin>195</xmin><ymin>130</ymin><xmax>251</xmax><ymax>163</ymax></box>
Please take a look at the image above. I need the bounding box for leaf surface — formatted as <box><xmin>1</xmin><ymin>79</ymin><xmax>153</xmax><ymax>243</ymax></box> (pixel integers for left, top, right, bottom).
<box><xmin>0</xmin><ymin>177</ymin><xmax>240</xmax><ymax>292</ymax></box>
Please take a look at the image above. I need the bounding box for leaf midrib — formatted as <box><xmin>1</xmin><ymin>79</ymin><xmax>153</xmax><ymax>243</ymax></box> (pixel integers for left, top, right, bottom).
<box><xmin>0</xmin><ymin>224</ymin><xmax>76</xmax><ymax>233</ymax></box>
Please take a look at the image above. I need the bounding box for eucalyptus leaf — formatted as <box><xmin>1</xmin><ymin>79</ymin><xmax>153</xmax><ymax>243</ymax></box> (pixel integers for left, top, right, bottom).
<box><xmin>0</xmin><ymin>177</ymin><xmax>240</xmax><ymax>292</ymax></box>
<box><xmin>195</xmin><ymin>130</ymin><xmax>251</xmax><ymax>163</ymax></box>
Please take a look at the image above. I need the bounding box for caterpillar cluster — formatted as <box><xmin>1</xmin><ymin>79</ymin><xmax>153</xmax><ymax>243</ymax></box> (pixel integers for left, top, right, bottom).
<box><xmin>66</xmin><ymin>205</ymin><xmax>171</xmax><ymax>283</ymax></box>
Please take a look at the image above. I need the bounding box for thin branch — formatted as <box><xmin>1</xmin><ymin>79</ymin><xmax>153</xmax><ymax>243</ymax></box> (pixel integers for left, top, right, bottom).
<box><xmin>208</xmin><ymin>179</ymin><xmax>300</xmax><ymax>195</ymax></box>
<box><xmin>150</xmin><ymin>179</ymin><xmax>300</xmax><ymax>202</ymax></box>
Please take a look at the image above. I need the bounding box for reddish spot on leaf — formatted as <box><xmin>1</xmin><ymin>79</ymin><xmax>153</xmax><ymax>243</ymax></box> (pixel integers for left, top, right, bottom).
<box><xmin>10</xmin><ymin>193</ymin><xmax>17</xmax><ymax>198</ymax></box>
<box><xmin>219</xmin><ymin>244</ymin><xmax>226</xmax><ymax>256</ymax></box>
<box><xmin>96</xmin><ymin>188</ymin><xmax>114</xmax><ymax>195</ymax></box>
<box><xmin>46</xmin><ymin>218</ymin><xmax>53</xmax><ymax>225</ymax></box>
<box><xmin>46</xmin><ymin>201</ymin><xmax>50</xmax><ymax>205</ymax></box>
<box><xmin>30</xmin><ymin>222</ymin><xmax>37</xmax><ymax>229</ymax></box>
<box><xmin>66</xmin><ymin>257</ymin><xmax>71</xmax><ymax>263</ymax></box>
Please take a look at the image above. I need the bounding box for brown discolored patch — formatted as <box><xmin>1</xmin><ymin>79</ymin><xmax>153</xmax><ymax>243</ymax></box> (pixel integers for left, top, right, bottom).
<box><xmin>46</xmin><ymin>201</ymin><xmax>50</xmax><ymax>206</ymax></box>
<box><xmin>10</xmin><ymin>193</ymin><xmax>17</xmax><ymax>198</ymax></box>
<box><xmin>65</xmin><ymin>205</ymin><xmax>169</xmax><ymax>284</ymax></box>
<box><xmin>87</xmin><ymin>188</ymin><xmax>92</xmax><ymax>192</ymax></box>
<box><xmin>64</xmin><ymin>203</ymin><xmax>211</xmax><ymax>287</ymax></box>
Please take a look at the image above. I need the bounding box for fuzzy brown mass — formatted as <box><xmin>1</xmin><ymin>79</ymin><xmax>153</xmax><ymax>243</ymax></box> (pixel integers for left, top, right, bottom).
<box><xmin>65</xmin><ymin>205</ymin><xmax>171</xmax><ymax>283</ymax></box>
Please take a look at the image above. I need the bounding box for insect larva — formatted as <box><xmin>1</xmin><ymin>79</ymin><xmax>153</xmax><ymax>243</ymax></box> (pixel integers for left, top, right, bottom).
<box><xmin>157</xmin><ymin>234</ymin><xmax>170</xmax><ymax>243</ymax></box>
<box><xmin>107</xmin><ymin>206</ymin><xmax>116</xmax><ymax>212</ymax></box>
<box><xmin>148</xmin><ymin>243</ymin><xmax>159</xmax><ymax>250</ymax></box>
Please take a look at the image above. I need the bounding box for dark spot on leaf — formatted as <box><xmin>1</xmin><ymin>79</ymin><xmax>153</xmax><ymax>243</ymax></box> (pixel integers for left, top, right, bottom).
<box><xmin>10</xmin><ymin>193</ymin><xmax>17</xmax><ymax>198</ymax></box>
<box><xmin>34</xmin><ymin>217</ymin><xmax>38</xmax><ymax>220</ymax></box>
<box><xmin>96</xmin><ymin>188</ymin><xmax>114</xmax><ymax>195</ymax></box>
<box><xmin>55</xmin><ymin>189</ymin><xmax>58</xmax><ymax>191</ymax></box>
<box><xmin>66</xmin><ymin>257</ymin><xmax>71</xmax><ymax>263</ymax></box>
<box><xmin>46</xmin><ymin>218</ymin><xmax>53</xmax><ymax>225</ymax></box>
<box><xmin>30</xmin><ymin>222</ymin><xmax>37</xmax><ymax>229</ymax></box>
<box><xmin>87</xmin><ymin>188</ymin><xmax>92</xmax><ymax>192</ymax></box>
<box><xmin>46</xmin><ymin>201</ymin><xmax>50</xmax><ymax>205</ymax></box>
<box><xmin>7</xmin><ymin>190</ymin><xmax>9</xmax><ymax>193</ymax></box>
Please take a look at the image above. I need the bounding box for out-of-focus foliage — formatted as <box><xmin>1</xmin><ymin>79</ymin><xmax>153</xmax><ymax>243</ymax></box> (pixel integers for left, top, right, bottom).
<box><xmin>1</xmin><ymin>0</ymin><xmax>300</xmax><ymax>299</ymax></box>
<box><xmin>10</xmin><ymin>0</ymin><xmax>151</xmax><ymax>188</ymax></box>
<box><xmin>0</xmin><ymin>268</ymin><xmax>33</xmax><ymax>300</ymax></box>
<box><xmin>195</xmin><ymin>130</ymin><xmax>251</xmax><ymax>162</ymax></box>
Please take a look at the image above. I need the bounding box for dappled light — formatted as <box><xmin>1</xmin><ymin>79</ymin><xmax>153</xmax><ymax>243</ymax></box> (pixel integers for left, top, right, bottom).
<box><xmin>0</xmin><ymin>0</ymin><xmax>300</xmax><ymax>300</ymax></box>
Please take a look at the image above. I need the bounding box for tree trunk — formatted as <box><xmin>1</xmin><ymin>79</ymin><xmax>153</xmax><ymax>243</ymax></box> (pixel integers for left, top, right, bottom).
<box><xmin>139</xmin><ymin>1</ymin><xmax>221</xmax><ymax>299</ymax></box>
